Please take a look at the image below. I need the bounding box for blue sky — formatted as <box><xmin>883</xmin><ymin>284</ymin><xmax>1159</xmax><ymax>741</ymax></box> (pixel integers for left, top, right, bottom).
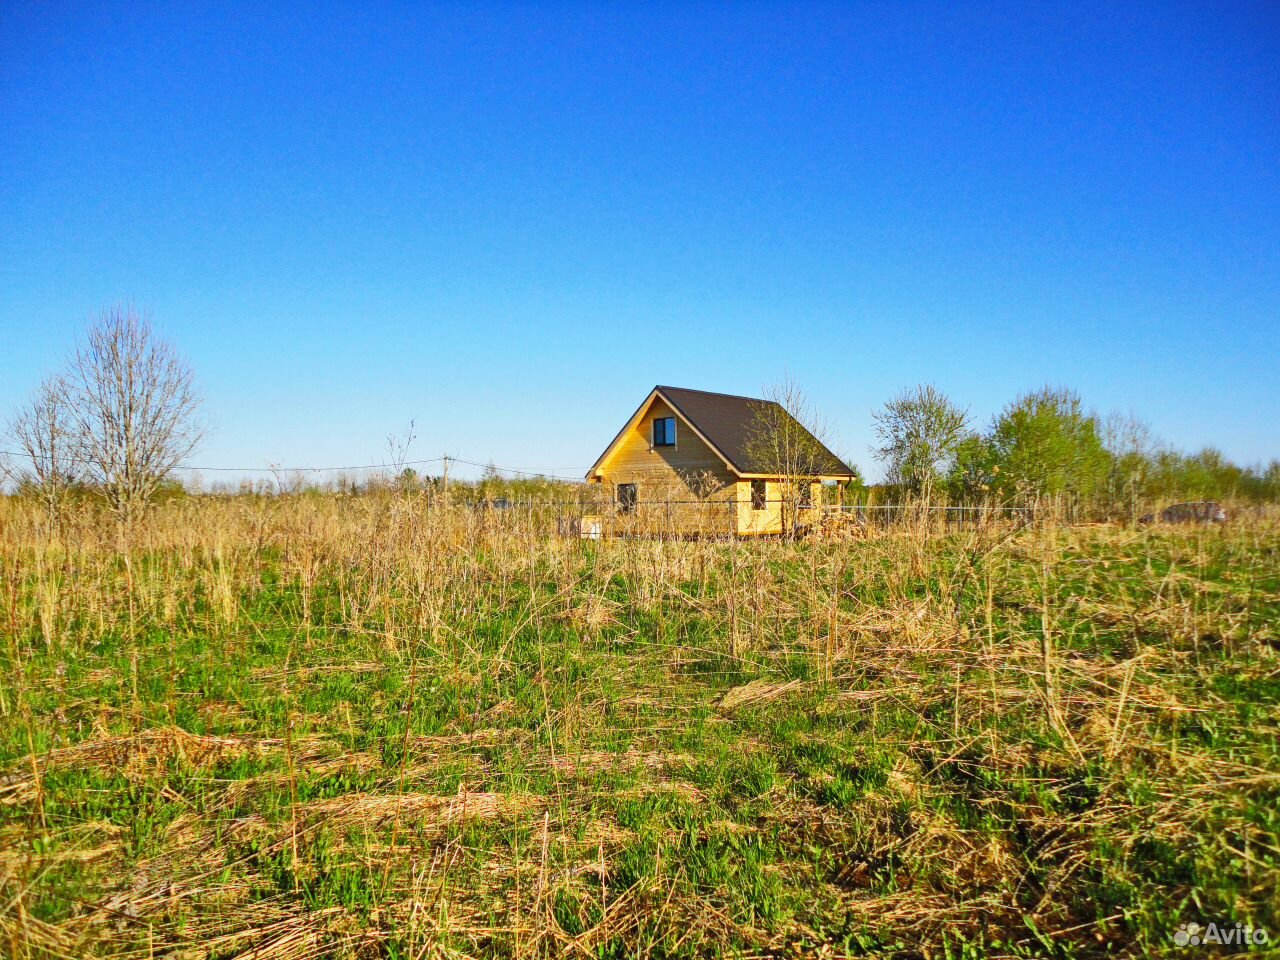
<box><xmin>2</xmin><ymin>1</ymin><xmax>1278</xmax><ymax>482</ymax></box>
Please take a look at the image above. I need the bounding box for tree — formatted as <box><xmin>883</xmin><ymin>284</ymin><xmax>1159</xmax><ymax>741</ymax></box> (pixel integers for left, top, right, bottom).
<box><xmin>1153</xmin><ymin>447</ymin><xmax>1246</xmax><ymax>501</ymax></box>
<box><xmin>385</xmin><ymin>419</ymin><xmax>417</xmax><ymax>492</ymax></box>
<box><xmin>744</xmin><ymin>377</ymin><xmax>845</xmax><ymax>536</ymax></box>
<box><xmin>7</xmin><ymin>374</ymin><xmax>81</xmax><ymax>522</ymax></box>
<box><xmin>871</xmin><ymin>385</ymin><xmax>970</xmax><ymax>499</ymax></box>
<box><xmin>1100</xmin><ymin>411</ymin><xmax>1158</xmax><ymax>519</ymax></box>
<box><xmin>1264</xmin><ymin>461</ymin><xmax>1280</xmax><ymax>501</ymax></box>
<box><xmin>64</xmin><ymin>306</ymin><xmax>203</xmax><ymax>525</ymax></box>
<box><xmin>987</xmin><ymin>387</ymin><xmax>1109</xmax><ymax>506</ymax></box>
<box><xmin>945</xmin><ymin>433</ymin><xmax>996</xmax><ymax>502</ymax></box>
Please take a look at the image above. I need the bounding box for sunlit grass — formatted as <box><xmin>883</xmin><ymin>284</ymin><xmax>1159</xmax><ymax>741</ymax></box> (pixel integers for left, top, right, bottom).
<box><xmin>0</xmin><ymin>496</ymin><xmax>1276</xmax><ymax>957</ymax></box>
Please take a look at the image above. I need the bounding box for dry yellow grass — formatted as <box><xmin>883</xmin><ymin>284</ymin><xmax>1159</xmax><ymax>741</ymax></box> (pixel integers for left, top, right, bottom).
<box><xmin>0</xmin><ymin>493</ymin><xmax>1277</xmax><ymax>958</ymax></box>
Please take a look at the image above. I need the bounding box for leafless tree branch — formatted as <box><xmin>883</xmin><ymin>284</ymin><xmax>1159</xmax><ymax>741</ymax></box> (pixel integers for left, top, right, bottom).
<box><xmin>744</xmin><ymin>376</ymin><xmax>839</xmax><ymax>537</ymax></box>
<box><xmin>7</xmin><ymin>373</ymin><xmax>80</xmax><ymax>523</ymax></box>
<box><xmin>63</xmin><ymin>305</ymin><xmax>203</xmax><ymax>525</ymax></box>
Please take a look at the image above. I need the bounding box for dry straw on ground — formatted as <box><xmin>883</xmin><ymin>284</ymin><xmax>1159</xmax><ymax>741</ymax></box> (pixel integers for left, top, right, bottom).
<box><xmin>0</xmin><ymin>494</ymin><xmax>1276</xmax><ymax>958</ymax></box>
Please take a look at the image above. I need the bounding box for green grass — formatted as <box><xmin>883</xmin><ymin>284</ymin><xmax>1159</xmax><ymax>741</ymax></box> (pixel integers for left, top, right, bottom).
<box><xmin>0</xmin><ymin>500</ymin><xmax>1277</xmax><ymax>957</ymax></box>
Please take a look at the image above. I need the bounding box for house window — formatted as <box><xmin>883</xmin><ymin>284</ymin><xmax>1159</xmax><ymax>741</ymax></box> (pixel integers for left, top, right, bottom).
<box><xmin>799</xmin><ymin>482</ymin><xmax>812</xmax><ymax>508</ymax></box>
<box><xmin>618</xmin><ymin>483</ymin><xmax>638</xmax><ymax>513</ymax></box>
<box><xmin>653</xmin><ymin>417</ymin><xmax>676</xmax><ymax>447</ymax></box>
<box><xmin>751</xmin><ymin>479</ymin><xmax>766</xmax><ymax>511</ymax></box>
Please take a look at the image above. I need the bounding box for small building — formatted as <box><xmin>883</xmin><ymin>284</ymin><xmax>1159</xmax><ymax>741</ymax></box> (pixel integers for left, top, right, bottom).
<box><xmin>585</xmin><ymin>385</ymin><xmax>857</xmax><ymax>536</ymax></box>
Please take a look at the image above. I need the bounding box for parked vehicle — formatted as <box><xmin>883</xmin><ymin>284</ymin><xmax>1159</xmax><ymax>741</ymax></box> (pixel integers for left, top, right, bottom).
<box><xmin>1139</xmin><ymin>501</ymin><xmax>1228</xmax><ymax>524</ymax></box>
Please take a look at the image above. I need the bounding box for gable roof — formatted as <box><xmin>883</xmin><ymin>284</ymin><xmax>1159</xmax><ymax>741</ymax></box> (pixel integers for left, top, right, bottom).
<box><xmin>588</xmin><ymin>385</ymin><xmax>856</xmax><ymax>479</ymax></box>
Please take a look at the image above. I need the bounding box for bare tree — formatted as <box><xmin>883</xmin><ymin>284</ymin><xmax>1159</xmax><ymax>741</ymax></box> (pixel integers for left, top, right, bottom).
<box><xmin>385</xmin><ymin>419</ymin><xmax>418</xmax><ymax>492</ymax></box>
<box><xmin>872</xmin><ymin>385</ymin><xmax>969</xmax><ymax>500</ymax></box>
<box><xmin>64</xmin><ymin>306</ymin><xmax>203</xmax><ymax>525</ymax></box>
<box><xmin>8</xmin><ymin>374</ymin><xmax>81</xmax><ymax>523</ymax></box>
<box><xmin>1101</xmin><ymin>410</ymin><xmax>1158</xmax><ymax>521</ymax></box>
<box><xmin>744</xmin><ymin>377</ymin><xmax>841</xmax><ymax>536</ymax></box>
<box><xmin>269</xmin><ymin>464</ymin><xmax>309</xmax><ymax>496</ymax></box>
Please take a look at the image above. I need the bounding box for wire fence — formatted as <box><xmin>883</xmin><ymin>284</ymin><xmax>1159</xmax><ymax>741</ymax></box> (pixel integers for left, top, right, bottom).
<box><xmin>0</xmin><ymin>445</ymin><xmax>1036</xmax><ymax>538</ymax></box>
<box><xmin>459</xmin><ymin>496</ymin><xmax>1035</xmax><ymax>540</ymax></box>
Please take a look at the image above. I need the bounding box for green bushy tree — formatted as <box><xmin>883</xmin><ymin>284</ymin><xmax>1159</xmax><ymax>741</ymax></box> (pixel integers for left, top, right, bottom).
<box><xmin>987</xmin><ymin>387</ymin><xmax>1110</xmax><ymax>506</ymax></box>
<box><xmin>871</xmin><ymin>385</ymin><xmax>969</xmax><ymax>499</ymax></box>
<box><xmin>944</xmin><ymin>433</ymin><xmax>997</xmax><ymax>502</ymax></box>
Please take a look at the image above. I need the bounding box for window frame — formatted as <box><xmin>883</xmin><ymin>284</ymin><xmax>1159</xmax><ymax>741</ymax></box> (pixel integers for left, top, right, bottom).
<box><xmin>617</xmin><ymin>483</ymin><xmax>638</xmax><ymax>513</ymax></box>
<box><xmin>652</xmin><ymin>416</ymin><xmax>676</xmax><ymax>448</ymax></box>
<box><xmin>750</xmin><ymin>479</ymin><xmax>767</xmax><ymax>511</ymax></box>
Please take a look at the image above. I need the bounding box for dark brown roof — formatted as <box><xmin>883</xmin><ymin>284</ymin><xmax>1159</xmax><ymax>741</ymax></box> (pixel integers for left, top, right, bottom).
<box><xmin>655</xmin><ymin>386</ymin><xmax>855</xmax><ymax>477</ymax></box>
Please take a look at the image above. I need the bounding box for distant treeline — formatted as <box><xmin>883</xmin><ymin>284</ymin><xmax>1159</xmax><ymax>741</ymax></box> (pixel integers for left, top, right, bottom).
<box><xmin>197</xmin><ymin>467</ymin><xmax>583</xmax><ymax>504</ymax></box>
<box><xmin>866</xmin><ymin>384</ymin><xmax>1279</xmax><ymax>516</ymax></box>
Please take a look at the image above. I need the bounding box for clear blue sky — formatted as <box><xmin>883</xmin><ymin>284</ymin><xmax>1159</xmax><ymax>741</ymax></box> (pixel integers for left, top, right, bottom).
<box><xmin>3</xmin><ymin>1</ymin><xmax>1278</xmax><ymax>482</ymax></box>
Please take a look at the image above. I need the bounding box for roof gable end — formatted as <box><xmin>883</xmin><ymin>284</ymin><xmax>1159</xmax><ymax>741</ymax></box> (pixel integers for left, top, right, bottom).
<box><xmin>586</xmin><ymin>387</ymin><xmax>739</xmax><ymax>479</ymax></box>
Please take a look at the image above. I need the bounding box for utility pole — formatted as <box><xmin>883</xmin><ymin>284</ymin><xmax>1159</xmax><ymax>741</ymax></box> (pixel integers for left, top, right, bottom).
<box><xmin>441</xmin><ymin>454</ymin><xmax>449</xmax><ymax>500</ymax></box>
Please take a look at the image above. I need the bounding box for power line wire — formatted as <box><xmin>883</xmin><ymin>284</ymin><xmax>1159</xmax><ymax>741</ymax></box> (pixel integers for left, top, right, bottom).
<box><xmin>0</xmin><ymin>449</ymin><xmax>445</xmax><ymax>474</ymax></box>
<box><xmin>448</xmin><ymin>456</ymin><xmax>586</xmax><ymax>479</ymax></box>
<box><xmin>0</xmin><ymin>449</ymin><xmax>587</xmax><ymax>479</ymax></box>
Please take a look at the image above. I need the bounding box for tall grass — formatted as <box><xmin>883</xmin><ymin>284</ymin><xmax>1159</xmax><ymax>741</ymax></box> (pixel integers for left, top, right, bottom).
<box><xmin>0</xmin><ymin>494</ymin><xmax>1276</xmax><ymax>958</ymax></box>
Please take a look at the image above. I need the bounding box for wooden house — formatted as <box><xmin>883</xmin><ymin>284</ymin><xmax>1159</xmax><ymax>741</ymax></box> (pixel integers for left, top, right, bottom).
<box><xmin>585</xmin><ymin>385</ymin><xmax>857</xmax><ymax>536</ymax></box>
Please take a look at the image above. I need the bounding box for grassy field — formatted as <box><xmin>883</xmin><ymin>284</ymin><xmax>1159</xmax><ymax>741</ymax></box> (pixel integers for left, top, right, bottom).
<box><xmin>1</xmin><ymin>497</ymin><xmax>1277</xmax><ymax>958</ymax></box>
